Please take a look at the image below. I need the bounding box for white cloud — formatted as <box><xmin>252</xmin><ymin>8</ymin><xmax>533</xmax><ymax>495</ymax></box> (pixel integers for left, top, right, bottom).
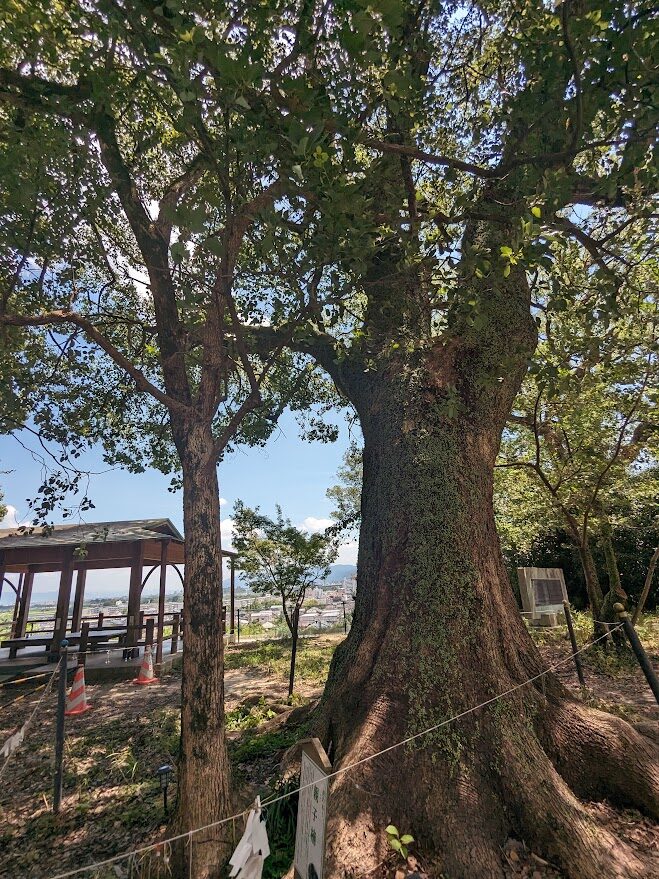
<box><xmin>220</xmin><ymin>497</ymin><xmax>228</xmax><ymax>507</ymax></box>
<box><xmin>0</xmin><ymin>505</ymin><xmax>21</xmax><ymax>529</ymax></box>
<box><xmin>299</xmin><ymin>516</ymin><xmax>334</xmax><ymax>534</ymax></box>
<box><xmin>220</xmin><ymin>517</ymin><xmax>235</xmax><ymax>549</ymax></box>
<box><xmin>337</xmin><ymin>541</ymin><xmax>358</xmax><ymax>565</ymax></box>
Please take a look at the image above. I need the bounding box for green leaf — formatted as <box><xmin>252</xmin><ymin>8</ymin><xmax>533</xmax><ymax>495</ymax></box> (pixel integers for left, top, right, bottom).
<box><xmin>400</xmin><ymin>834</ymin><xmax>414</xmax><ymax>845</ymax></box>
<box><xmin>503</xmin><ymin>264</ymin><xmax>511</xmax><ymax>278</ymax></box>
<box><xmin>531</xmin><ymin>206</ymin><xmax>542</xmax><ymax>218</ymax></box>
<box><xmin>500</xmin><ymin>246</ymin><xmax>513</xmax><ymax>257</ymax></box>
<box><xmin>235</xmin><ymin>95</ymin><xmax>251</xmax><ymax>110</ymax></box>
<box><xmin>385</xmin><ymin>825</ymin><xmax>399</xmax><ymax>836</ymax></box>
<box><xmin>292</xmin><ymin>164</ymin><xmax>304</xmax><ymax>180</ymax></box>
<box><xmin>170</xmin><ymin>241</ymin><xmax>186</xmax><ymax>263</ymax></box>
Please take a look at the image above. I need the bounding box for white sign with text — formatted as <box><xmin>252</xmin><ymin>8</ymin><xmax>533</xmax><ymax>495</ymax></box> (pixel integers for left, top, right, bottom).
<box><xmin>294</xmin><ymin>739</ymin><xmax>331</xmax><ymax>879</ymax></box>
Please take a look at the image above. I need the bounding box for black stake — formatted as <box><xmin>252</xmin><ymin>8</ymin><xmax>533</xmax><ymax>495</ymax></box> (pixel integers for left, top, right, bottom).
<box><xmin>53</xmin><ymin>639</ymin><xmax>68</xmax><ymax>813</ymax></box>
<box><xmin>563</xmin><ymin>601</ymin><xmax>585</xmax><ymax>687</ymax></box>
<box><xmin>288</xmin><ymin>605</ymin><xmax>300</xmax><ymax>699</ymax></box>
<box><xmin>614</xmin><ymin>603</ymin><xmax>659</xmax><ymax>706</ymax></box>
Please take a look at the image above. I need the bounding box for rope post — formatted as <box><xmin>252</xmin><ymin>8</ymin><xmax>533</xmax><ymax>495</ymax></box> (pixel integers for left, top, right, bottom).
<box><xmin>97</xmin><ymin>611</ymin><xmax>104</xmax><ymax>630</ymax></box>
<box><xmin>237</xmin><ymin>608</ymin><xmax>240</xmax><ymax>643</ymax></box>
<box><xmin>614</xmin><ymin>603</ymin><xmax>659</xmax><ymax>706</ymax></box>
<box><xmin>145</xmin><ymin>617</ymin><xmax>155</xmax><ymax>649</ymax></box>
<box><xmin>78</xmin><ymin>622</ymin><xmax>89</xmax><ymax>668</ymax></box>
<box><xmin>563</xmin><ymin>601</ymin><xmax>585</xmax><ymax>687</ymax></box>
<box><xmin>53</xmin><ymin>640</ymin><xmax>68</xmax><ymax>813</ymax></box>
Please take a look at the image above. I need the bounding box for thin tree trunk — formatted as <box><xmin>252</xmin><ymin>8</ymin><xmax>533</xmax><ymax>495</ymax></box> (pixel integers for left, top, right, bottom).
<box><xmin>173</xmin><ymin>418</ymin><xmax>232</xmax><ymax>879</ymax></box>
<box><xmin>632</xmin><ymin>542</ymin><xmax>659</xmax><ymax>625</ymax></box>
<box><xmin>288</xmin><ymin>604</ymin><xmax>300</xmax><ymax>698</ymax></box>
<box><xmin>576</xmin><ymin>537</ymin><xmax>605</xmax><ymax>622</ymax></box>
<box><xmin>599</xmin><ymin>519</ymin><xmax>628</xmax><ymax>637</ymax></box>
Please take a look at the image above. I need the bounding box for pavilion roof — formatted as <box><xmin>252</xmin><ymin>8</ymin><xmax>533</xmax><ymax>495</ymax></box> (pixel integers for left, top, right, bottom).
<box><xmin>0</xmin><ymin>518</ymin><xmax>184</xmax><ymax>550</ymax></box>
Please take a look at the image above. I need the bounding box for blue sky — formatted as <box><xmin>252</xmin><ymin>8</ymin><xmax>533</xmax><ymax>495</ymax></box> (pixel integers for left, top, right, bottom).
<box><xmin>0</xmin><ymin>410</ymin><xmax>359</xmax><ymax>598</ymax></box>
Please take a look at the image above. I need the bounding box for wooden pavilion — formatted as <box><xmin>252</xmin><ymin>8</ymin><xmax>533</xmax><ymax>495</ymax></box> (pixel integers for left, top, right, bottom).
<box><xmin>0</xmin><ymin>519</ymin><xmax>238</xmax><ymax>663</ymax></box>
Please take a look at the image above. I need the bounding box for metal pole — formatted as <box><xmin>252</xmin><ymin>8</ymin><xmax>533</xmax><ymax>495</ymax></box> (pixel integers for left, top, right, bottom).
<box><xmin>237</xmin><ymin>609</ymin><xmax>240</xmax><ymax>643</ymax></box>
<box><xmin>342</xmin><ymin>601</ymin><xmax>347</xmax><ymax>634</ymax></box>
<box><xmin>614</xmin><ymin>603</ymin><xmax>659</xmax><ymax>706</ymax></box>
<box><xmin>562</xmin><ymin>601</ymin><xmax>585</xmax><ymax>687</ymax></box>
<box><xmin>53</xmin><ymin>640</ymin><xmax>68</xmax><ymax>813</ymax></box>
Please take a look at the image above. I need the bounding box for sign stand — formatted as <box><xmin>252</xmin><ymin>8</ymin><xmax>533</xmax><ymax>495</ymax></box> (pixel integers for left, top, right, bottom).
<box><xmin>294</xmin><ymin>738</ymin><xmax>331</xmax><ymax>879</ymax></box>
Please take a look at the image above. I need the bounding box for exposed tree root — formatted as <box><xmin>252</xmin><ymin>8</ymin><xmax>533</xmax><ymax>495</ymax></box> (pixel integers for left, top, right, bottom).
<box><xmin>499</xmin><ymin>718</ymin><xmax>649</xmax><ymax>879</ymax></box>
<box><xmin>538</xmin><ymin>697</ymin><xmax>659</xmax><ymax>819</ymax></box>
<box><xmin>316</xmin><ymin>685</ymin><xmax>659</xmax><ymax>879</ymax></box>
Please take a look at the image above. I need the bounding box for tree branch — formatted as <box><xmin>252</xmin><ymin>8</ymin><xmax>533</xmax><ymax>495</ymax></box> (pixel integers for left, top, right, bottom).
<box><xmin>0</xmin><ymin>310</ymin><xmax>189</xmax><ymax>415</ymax></box>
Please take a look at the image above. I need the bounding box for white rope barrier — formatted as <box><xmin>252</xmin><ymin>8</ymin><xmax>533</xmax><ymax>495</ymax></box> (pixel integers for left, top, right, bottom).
<box><xmin>46</xmin><ymin>624</ymin><xmax>623</xmax><ymax>879</ymax></box>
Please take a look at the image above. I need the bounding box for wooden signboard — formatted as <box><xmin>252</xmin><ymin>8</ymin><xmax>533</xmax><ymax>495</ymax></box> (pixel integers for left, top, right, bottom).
<box><xmin>294</xmin><ymin>738</ymin><xmax>331</xmax><ymax>879</ymax></box>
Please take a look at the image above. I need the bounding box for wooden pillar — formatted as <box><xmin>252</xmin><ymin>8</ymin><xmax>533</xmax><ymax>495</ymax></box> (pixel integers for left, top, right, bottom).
<box><xmin>71</xmin><ymin>567</ymin><xmax>87</xmax><ymax>633</ymax></box>
<box><xmin>230</xmin><ymin>556</ymin><xmax>235</xmax><ymax>635</ymax></box>
<box><xmin>156</xmin><ymin>539</ymin><xmax>169</xmax><ymax>665</ymax></box>
<box><xmin>10</xmin><ymin>572</ymin><xmax>23</xmax><ymax>636</ymax></box>
<box><xmin>15</xmin><ymin>569</ymin><xmax>34</xmax><ymax>638</ymax></box>
<box><xmin>125</xmin><ymin>540</ymin><xmax>144</xmax><ymax>657</ymax></box>
<box><xmin>50</xmin><ymin>550</ymin><xmax>74</xmax><ymax>659</ymax></box>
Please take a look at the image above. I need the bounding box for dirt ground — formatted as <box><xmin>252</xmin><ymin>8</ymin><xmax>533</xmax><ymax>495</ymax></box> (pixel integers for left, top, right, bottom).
<box><xmin>0</xmin><ymin>633</ymin><xmax>657</xmax><ymax>879</ymax></box>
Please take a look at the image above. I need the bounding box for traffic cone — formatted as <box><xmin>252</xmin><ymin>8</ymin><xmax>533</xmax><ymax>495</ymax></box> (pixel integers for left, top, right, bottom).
<box><xmin>133</xmin><ymin>645</ymin><xmax>158</xmax><ymax>685</ymax></box>
<box><xmin>65</xmin><ymin>666</ymin><xmax>92</xmax><ymax>716</ymax></box>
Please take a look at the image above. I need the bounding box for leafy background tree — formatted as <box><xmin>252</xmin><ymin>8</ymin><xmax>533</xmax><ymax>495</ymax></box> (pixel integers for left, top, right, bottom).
<box><xmin>232</xmin><ymin>501</ymin><xmax>337</xmax><ymax>695</ymax></box>
<box><xmin>498</xmin><ymin>240</ymin><xmax>658</xmax><ymax>627</ymax></box>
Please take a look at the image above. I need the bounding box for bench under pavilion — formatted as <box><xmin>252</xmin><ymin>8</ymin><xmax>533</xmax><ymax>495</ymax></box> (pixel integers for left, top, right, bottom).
<box><xmin>0</xmin><ymin>518</ymin><xmax>237</xmax><ymax>664</ymax></box>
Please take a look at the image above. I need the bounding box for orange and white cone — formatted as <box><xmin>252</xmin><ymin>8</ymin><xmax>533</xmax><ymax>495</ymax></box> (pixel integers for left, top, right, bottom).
<box><xmin>133</xmin><ymin>645</ymin><xmax>158</xmax><ymax>685</ymax></box>
<box><xmin>65</xmin><ymin>666</ymin><xmax>92</xmax><ymax>716</ymax></box>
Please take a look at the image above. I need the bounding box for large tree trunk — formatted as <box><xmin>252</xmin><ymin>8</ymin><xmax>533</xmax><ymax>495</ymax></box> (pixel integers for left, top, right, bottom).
<box><xmin>313</xmin><ymin>296</ymin><xmax>659</xmax><ymax>877</ymax></box>
<box><xmin>172</xmin><ymin>418</ymin><xmax>232</xmax><ymax>879</ymax></box>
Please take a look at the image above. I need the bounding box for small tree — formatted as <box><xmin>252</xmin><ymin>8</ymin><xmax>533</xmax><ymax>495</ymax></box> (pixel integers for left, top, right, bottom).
<box><xmin>232</xmin><ymin>501</ymin><xmax>338</xmax><ymax>694</ymax></box>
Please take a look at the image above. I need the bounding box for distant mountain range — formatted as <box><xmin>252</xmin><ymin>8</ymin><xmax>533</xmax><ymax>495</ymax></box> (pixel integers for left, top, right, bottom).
<box><xmin>0</xmin><ymin>563</ymin><xmax>358</xmax><ymax>606</ymax></box>
<box><xmin>324</xmin><ymin>564</ymin><xmax>357</xmax><ymax>584</ymax></box>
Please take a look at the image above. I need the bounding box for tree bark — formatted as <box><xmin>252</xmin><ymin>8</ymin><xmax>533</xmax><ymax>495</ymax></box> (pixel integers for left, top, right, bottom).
<box><xmin>172</xmin><ymin>418</ymin><xmax>232</xmax><ymax>879</ymax></box>
<box><xmin>311</xmin><ymin>294</ymin><xmax>659</xmax><ymax>877</ymax></box>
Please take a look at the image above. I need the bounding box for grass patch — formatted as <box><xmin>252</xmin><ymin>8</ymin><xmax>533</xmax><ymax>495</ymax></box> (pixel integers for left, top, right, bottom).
<box><xmin>226</xmin><ymin>697</ymin><xmax>277</xmax><ymax>731</ymax></box>
<box><xmin>581</xmin><ymin>691</ymin><xmax>642</xmax><ymax>723</ymax></box>
<box><xmin>225</xmin><ymin>637</ymin><xmax>338</xmax><ymax>683</ymax></box>
<box><xmin>262</xmin><ymin>777</ymin><xmax>299</xmax><ymax>879</ymax></box>
<box><xmin>230</xmin><ymin>723</ymin><xmax>309</xmax><ymax>764</ymax></box>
